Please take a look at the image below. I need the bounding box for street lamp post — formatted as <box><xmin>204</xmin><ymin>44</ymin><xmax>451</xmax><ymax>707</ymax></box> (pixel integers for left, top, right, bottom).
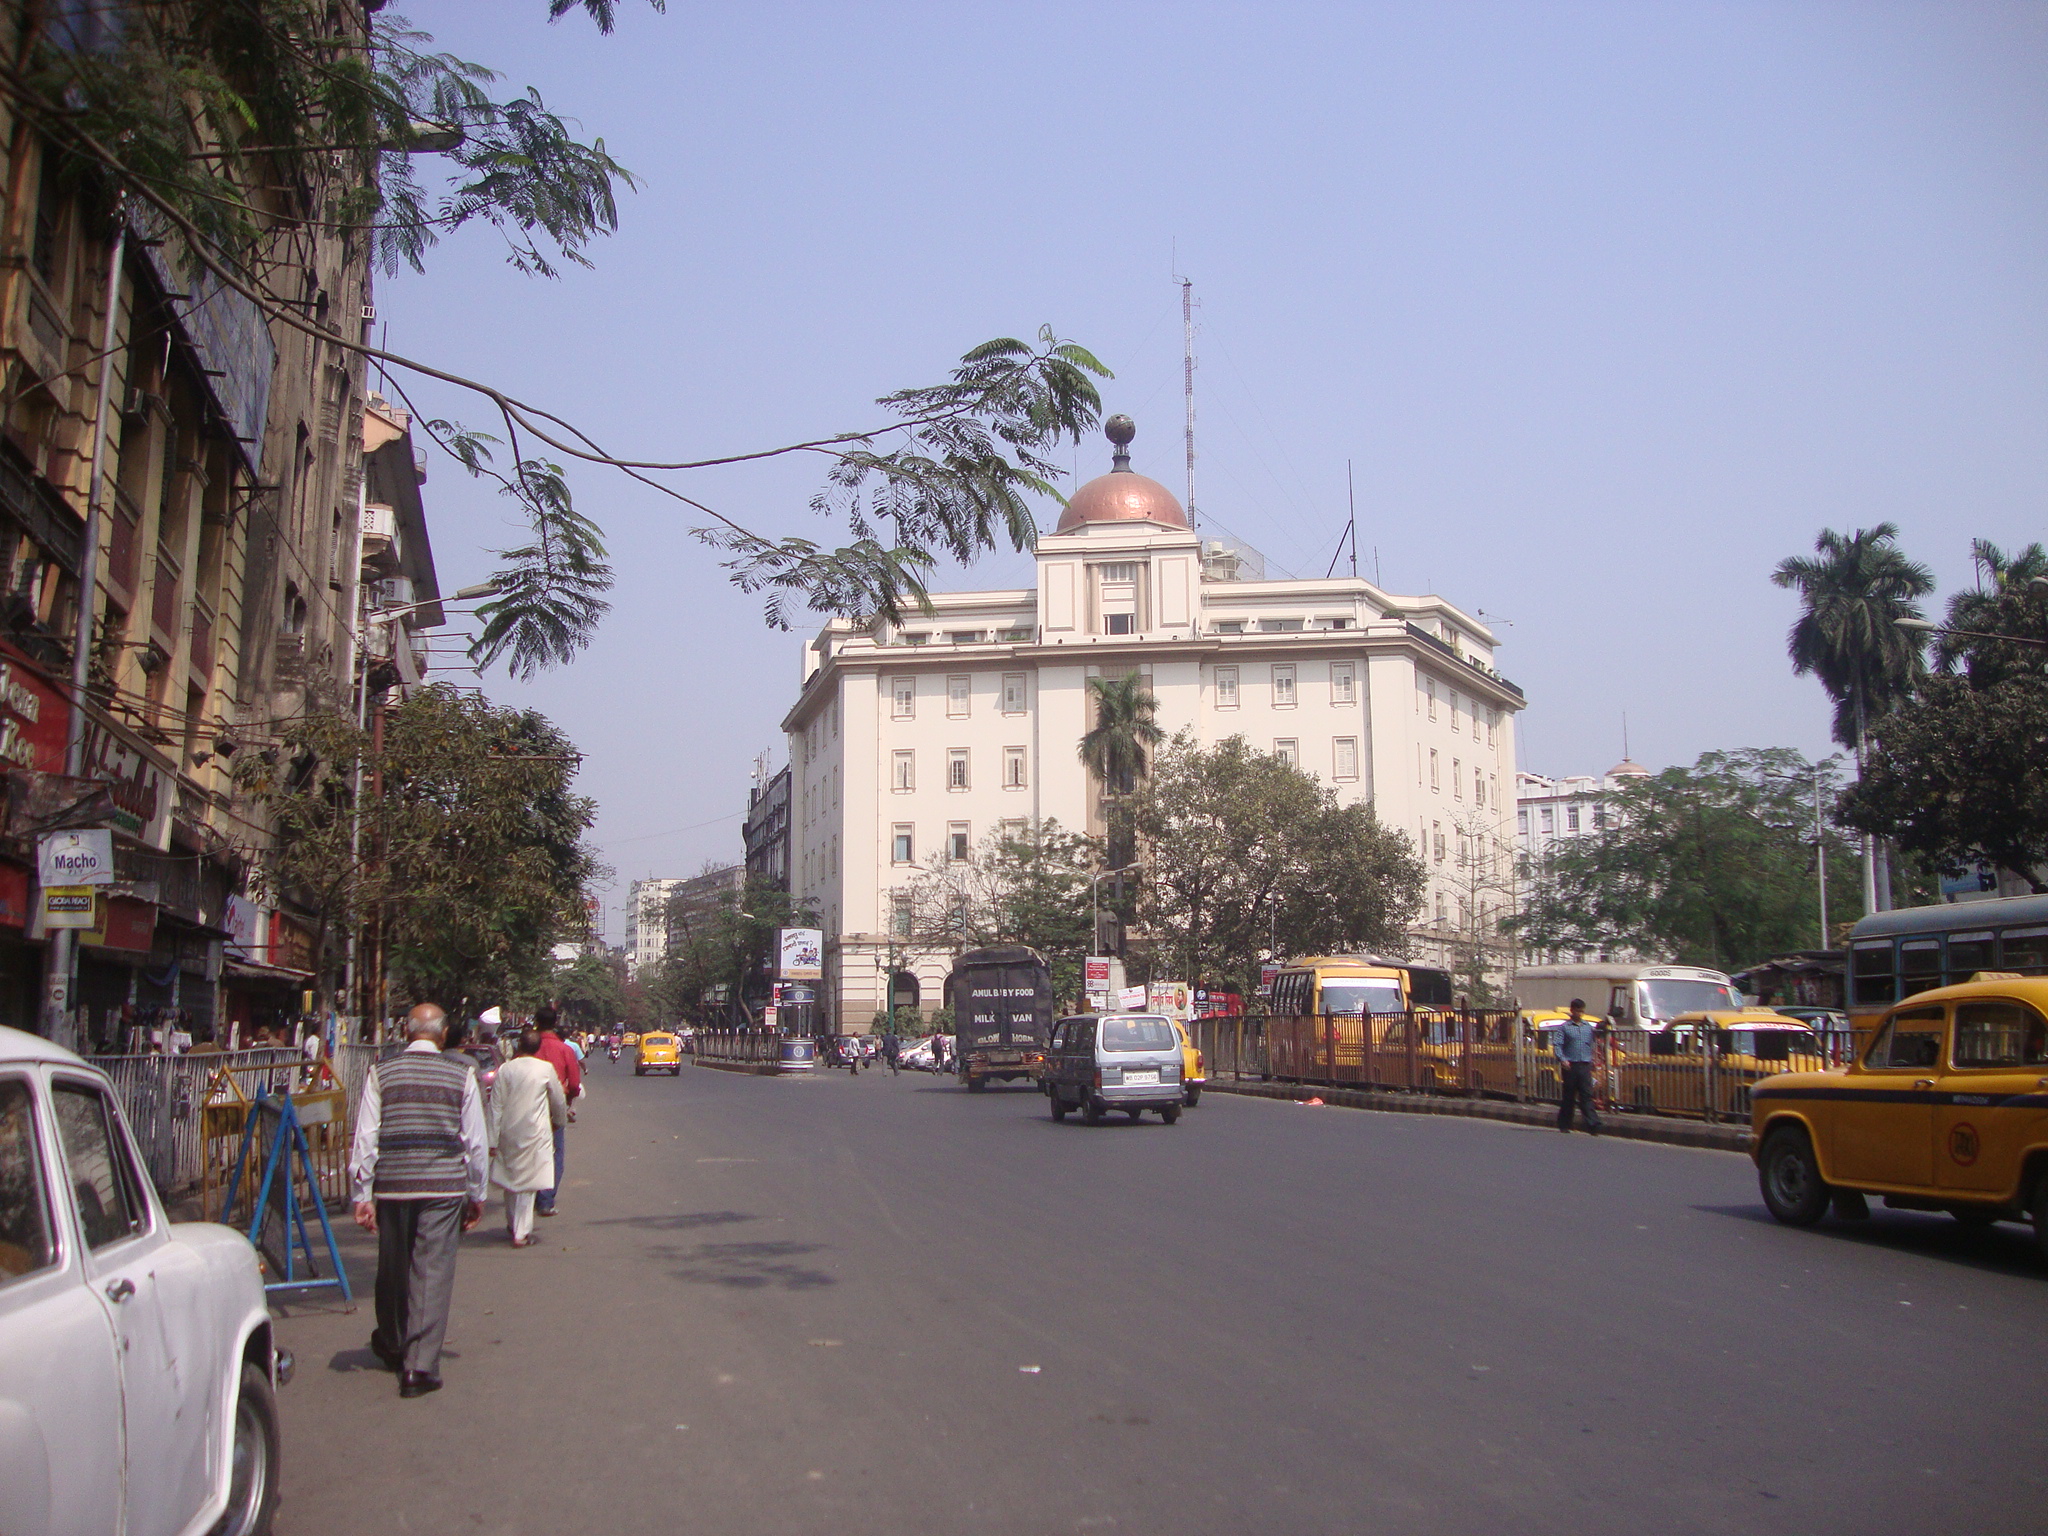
<box><xmin>1894</xmin><ymin>615</ymin><xmax>2048</xmax><ymax>650</ymax></box>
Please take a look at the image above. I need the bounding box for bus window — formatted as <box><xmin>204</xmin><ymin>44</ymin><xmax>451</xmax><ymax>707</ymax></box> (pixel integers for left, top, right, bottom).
<box><xmin>1899</xmin><ymin>939</ymin><xmax>1943</xmax><ymax>997</ymax></box>
<box><xmin>1852</xmin><ymin>942</ymin><xmax>1895</xmax><ymax>1005</ymax></box>
<box><xmin>1947</xmin><ymin>931</ymin><xmax>1995</xmax><ymax>982</ymax></box>
<box><xmin>1319</xmin><ymin>979</ymin><xmax>1404</xmax><ymax>1017</ymax></box>
<box><xmin>2002</xmin><ymin>928</ymin><xmax>2048</xmax><ymax>975</ymax></box>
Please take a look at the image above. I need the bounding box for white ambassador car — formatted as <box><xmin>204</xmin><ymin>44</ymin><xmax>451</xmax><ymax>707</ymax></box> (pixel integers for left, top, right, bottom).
<box><xmin>0</xmin><ymin>1025</ymin><xmax>288</xmax><ymax>1535</ymax></box>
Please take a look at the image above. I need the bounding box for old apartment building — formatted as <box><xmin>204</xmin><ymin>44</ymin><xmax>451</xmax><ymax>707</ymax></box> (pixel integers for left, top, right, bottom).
<box><xmin>782</xmin><ymin>424</ymin><xmax>1525</xmax><ymax>1029</ymax></box>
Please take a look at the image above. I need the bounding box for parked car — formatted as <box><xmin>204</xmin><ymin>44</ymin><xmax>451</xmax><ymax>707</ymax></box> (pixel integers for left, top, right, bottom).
<box><xmin>0</xmin><ymin>1023</ymin><xmax>288</xmax><ymax>1535</ymax></box>
<box><xmin>1043</xmin><ymin>1013</ymin><xmax>1185</xmax><ymax>1125</ymax></box>
<box><xmin>1170</xmin><ymin>1018</ymin><xmax>1205</xmax><ymax>1106</ymax></box>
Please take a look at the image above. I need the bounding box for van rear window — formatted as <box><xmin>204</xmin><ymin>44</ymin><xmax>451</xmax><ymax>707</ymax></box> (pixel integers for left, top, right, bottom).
<box><xmin>1101</xmin><ymin>1018</ymin><xmax>1176</xmax><ymax>1052</ymax></box>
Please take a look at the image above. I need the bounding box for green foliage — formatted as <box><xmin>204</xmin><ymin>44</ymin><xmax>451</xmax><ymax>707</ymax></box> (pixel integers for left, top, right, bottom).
<box><xmin>234</xmin><ymin>685</ymin><xmax>602</xmax><ymax>1009</ymax></box>
<box><xmin>1124</xmin><ymin>735</ymin><xmax>1427</xmax><ymax>998</ymax></box>
<box><xmin>1079</xmin><ymin>673</ymin><xmax>1165</xmax><ymax>797</ymax></box>
<box><xmin>1506</xmin><ymin>750</ymin><xmax>1863</xmax><ymax>970</ymax></box>
<box><xmin>550</xmin><ymin>951</ymin><xmax>625</xmax><ymax>1027</ymax></box>
<box><xmin>1771</xmin><ymin>524</ymin><xmax>1933</xmax><ymax>750</ymax></box>
<box><xmin>1839</xmin><ymin>571</ymin><xmax>2048</xmax><ymax>889</ymax></box>
<box><xmin>652</xmin><ymin>876</ymin><xmax>817</xmax><ymax>1024</ymax></box>
<box><xmin>898</xmin><ymin>820</ymin><xmax>1102</xmax><ymax>1003</ymax></box>
<box><xmin>705</xmin><ymin>330</ymin><xmax>1112</xmax><ymax>629</ymax></box>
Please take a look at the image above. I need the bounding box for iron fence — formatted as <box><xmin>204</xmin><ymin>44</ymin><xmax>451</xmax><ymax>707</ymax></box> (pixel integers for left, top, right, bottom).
<box><xmin>693</xmin><ymin>1028</ymin><xmax>781</xmax><ymax>1065</ymax></box>
<box><xmin>1198</xmin><ymin>1013</ymin><xmax>1859</xmax><ymax>1124</ymax></box>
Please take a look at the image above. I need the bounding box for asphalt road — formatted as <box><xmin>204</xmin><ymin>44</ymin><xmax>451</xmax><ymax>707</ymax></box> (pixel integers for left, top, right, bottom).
<box><xmin>271</xmin><ymin>1057</ymin><xmax>2047</xmax><ymax>1536</ymax></box>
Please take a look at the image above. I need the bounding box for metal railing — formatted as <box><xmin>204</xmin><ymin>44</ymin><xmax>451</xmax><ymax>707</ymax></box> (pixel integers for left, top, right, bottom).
<box><xmin>693</xmin><ymin>1028</ymin><xmax>782</xmax><ymax>1065</ymax></box>
<box><xmin>1194</xmin><ymin>1013</ymin><xmax>1858</xmax><ymax>1124</ymax></box>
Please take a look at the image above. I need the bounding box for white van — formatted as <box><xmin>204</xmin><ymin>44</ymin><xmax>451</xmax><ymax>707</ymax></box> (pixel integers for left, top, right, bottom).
<box><xmin>1515</xmin><ymin>963</ymin><xmax>1744</xmax><ymax>1030</ymax></box>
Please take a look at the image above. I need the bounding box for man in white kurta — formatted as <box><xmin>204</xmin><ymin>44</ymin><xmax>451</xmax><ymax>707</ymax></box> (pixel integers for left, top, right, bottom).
<box><xmin>490</xmin><ymin>1029</ymin><xmax>568</xmax><ymax>1245</ymax></box>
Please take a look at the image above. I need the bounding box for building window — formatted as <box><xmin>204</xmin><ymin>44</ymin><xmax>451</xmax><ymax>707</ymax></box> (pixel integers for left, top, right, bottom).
<box><xmin>1216</xmin><ymin>666</ymin><xmax>1239</xmax><ymax>708</ymax></box>
<box><xmin>1259</xmin><ymin>618</ymin><xmax>1304</xmax><ymax>632</ymax></box>
<box><xmin>891</xmin><ymin>677</ymin><xmax>915</xmax><ymax>718</ymax></box>
<box><xmin>1540</xmin><ymin>806</ymin><xmax>1555</xmax><ymax>834</ymax></box>
<box><xmin>1105</xmin><ymin>612</ymin><xmax>1136</xmax><ymax>635</ymax></box>
<box><xmin>1274</xmin><ymin>738</ymin><xmax>1298</xmax><ymax>767</ymax></box>
<box><xmin>1432</xmin><ymin>822</ymin><xmax>1445</xmax><ymax>861</ymax></box>
<box><xmin>1566</xmin><ymin>804</ymin><xmax>1580</xmax><ymax>832</ymax></box>
<box><xmin>948</xmin><ymin>749</ymin><xmax>969</xmax><ymax>790</ymax></box>
<box><xmin>1453</xmin><ymin>758</ymin><xmax>1463</xmax><ymax>800</ymax></box>
<box><xmin>892</xmin><ymin>895</ymin><xmax>912</xmax><ymax>938</ymax></box>
<box><xmin>1518</xmin><ymin>808</ymin><xmax>1529</xmax><ymax>837</ymax></box>
<box><xmin>1486</xmin><ymin>707</ymin><xmax>1497</xmax><ymax>746</ymax></box>
<box><xmin>892</xmin><ymin>825</ymin><xmax>914</xmax><ymax>864</ymax></box>
<box><xmin>948</xmin><ymin>822</ymin><xmax>971</xmax><ymax>862</ymax></box>
<box><xmin>948</xmin><ymin>674</ymin><xmax>970</xmax><ymax>717</ymax></box>
<box><xmin>1272</xmin><ymin>665</ymin><xmax>1296</xmax><ymax>708</ymax></box>
<box><xmin>1331</xmin><ymin>663</ymin><xmax>1355</xmax><ymax>705</ymax></box>
<box><xmin>1002</xmin><ymin>672</ymin><xmax>1026</xmax><ymax>713</ymax></box>
<box><xmin>1213</xmin><ymin>619</ymin><xmax>1245</xmax><ymax>634</ymax></box>
<box><xmin>1489</xmin><ymin>773</ymin><xmax>1498</xmax><ymax>811</ymax></box>
<box><xmin>1425</xmin><ymin>678</ymin><xmax>1437</xmax><ymax>721</ymax></box>
<box><xmin>900</xmin><ymin>632</ymin><xmax>929</xmax><ymax>646</ymax></box>
<box><xmin>1003</xmin><ymin>746</ymin><xmax>1027</xmax><ymax>788</ymax></box>
<box><xmin>1435</xmin><ymin>894</ymin><xmax>1448</xmax><ymax>925</ymax></box>
<box><xmin>1334</xmin><ymin>738</ymin><xmax>1359</xmax><ymax>780</ymax></box>
<box><xmin>1429</xmin><ymin>749</ymin><xmax>1440</xmax><ymax>792</ymax></box>
<box><xmin>1473</xmin><ymin>766</ymin><xmax>1484</xmax><ymax>805</ymax></box>
<box><xmin>948</xmin><ymin>631</ymin><xmax>982</xmax><ymax>644</ymax></box>
<box><xmin>1594</xmin><ymin>805</ymin><xmax>1608</xmax><ymax>830</ymax></box>
<box><xmin>892</xmin><ymin>751</ymin><xmax>914</xmax><ymax>792</ymax></box>
<box><xmin>1100</xmin><ymin>562</ymin><xmax>1138</xmax><ymax>583</ymax></box>
<box><xmin>1449</xmin><ymin>690</ymin><xmax>1461</xmax><ymax>733</ymax></box>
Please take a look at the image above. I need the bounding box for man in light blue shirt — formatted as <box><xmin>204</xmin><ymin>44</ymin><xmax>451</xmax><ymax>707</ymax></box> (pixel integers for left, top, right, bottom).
<box><xmin>1552</xmin><ymin>998</ymin><xmax>1603</xmax><ymax>1135</ymax></box>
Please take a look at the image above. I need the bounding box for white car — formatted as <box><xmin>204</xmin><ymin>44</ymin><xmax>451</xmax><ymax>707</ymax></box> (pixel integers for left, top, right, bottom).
<box><xmin>0</xmin><ymin>1025</ymin><xmax>287</xmax><ymax>1535</ymax></box>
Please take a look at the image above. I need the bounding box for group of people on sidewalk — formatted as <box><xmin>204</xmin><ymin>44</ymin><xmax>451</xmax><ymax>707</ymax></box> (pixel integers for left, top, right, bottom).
<box><xmin>346</xmin><ymin>1002</ymin><xmax>585</xmax><ymax>1397</ymax></box>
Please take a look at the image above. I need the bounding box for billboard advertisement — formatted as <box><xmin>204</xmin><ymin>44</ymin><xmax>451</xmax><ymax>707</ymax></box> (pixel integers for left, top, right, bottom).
<box><xmin>778</xmin><ymin>927</ymin><xmax>823</xmax><ymax>981</ymax></box>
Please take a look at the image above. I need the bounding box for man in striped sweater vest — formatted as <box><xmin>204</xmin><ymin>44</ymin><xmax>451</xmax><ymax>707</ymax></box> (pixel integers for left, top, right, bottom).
<box><xmin>349</xmin><ymin>1003</ymin><xmax>489</xmax><ymax>1397</ymax></box>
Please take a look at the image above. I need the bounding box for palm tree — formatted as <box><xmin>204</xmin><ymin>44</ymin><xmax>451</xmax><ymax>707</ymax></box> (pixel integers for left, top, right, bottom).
<box><xmin>1938</xmin><ymin>539</ymin><xmax>2048</xmax><ymax>673</ymax></box>
<box><xmin>1772</xmin><ymin>523</ymin><xmax>1933</xmax><ymax>912</ymax></box>
<box><xmin>1077</xmin><ymin>673</ymin><xmax>1163</xmax><ymax>795</ymax></box>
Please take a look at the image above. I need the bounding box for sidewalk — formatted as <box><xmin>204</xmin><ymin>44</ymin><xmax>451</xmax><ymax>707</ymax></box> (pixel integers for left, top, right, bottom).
<box><xmin>1206</xmin><ymin>1077</ymin><xmax>1753</xmax><ymax>1153</ymax></box>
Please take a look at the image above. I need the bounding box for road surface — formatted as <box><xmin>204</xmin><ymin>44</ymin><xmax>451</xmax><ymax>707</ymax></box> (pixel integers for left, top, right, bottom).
<box><xmin>270</xmin><ymin>1056</ymin><xmax>2047</xmax><ymax>1535</ymax></box>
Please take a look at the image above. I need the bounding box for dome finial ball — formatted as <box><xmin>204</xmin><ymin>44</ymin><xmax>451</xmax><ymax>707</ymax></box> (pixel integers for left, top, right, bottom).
<box><xmin>1104</xmin><ymin>414</ymin><xmax>1136</xmax><ymax>447</ymax></box>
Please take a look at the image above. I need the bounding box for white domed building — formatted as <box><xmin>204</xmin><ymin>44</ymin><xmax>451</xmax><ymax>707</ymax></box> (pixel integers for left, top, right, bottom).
<box><xmin>781</xmin><ymin>420</ymin><xmax>1524</xmax><ymax>1026</ymax></box>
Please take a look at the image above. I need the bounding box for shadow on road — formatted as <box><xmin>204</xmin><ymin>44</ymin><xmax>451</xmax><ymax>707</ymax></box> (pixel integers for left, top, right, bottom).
<box><xmin>663</xmin><ymin>1239</ymin><xmax>835</xmax><ymax>1290</ymax></box>
<box><xmin>586</xmin><ymin>1210</ymin><xmax>756</xmax><ymax>1231</ymax></box>
<box><xmin>1691</xmin><ymin>1203</ymin><xmax>2045</xmax><ymax>1279</ymax></box>
<box><xmin>326</xmin><ymin>1347</ymin><xmax>385</xmax><ymax>1374</ymax></box>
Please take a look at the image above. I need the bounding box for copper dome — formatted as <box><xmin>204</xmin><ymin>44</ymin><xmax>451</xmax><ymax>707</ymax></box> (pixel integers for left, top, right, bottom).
<box><xmin>1055</xmin><ymin>469</ymin><xmax>1188</xmax><ymax>534</ymax></box>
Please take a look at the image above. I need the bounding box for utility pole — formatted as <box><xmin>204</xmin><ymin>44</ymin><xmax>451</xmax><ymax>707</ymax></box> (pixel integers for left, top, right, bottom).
<box><xmin>1180</xmin><ymin>276</ymin><xmax>1197</xmax><ymax>534</ymax></box>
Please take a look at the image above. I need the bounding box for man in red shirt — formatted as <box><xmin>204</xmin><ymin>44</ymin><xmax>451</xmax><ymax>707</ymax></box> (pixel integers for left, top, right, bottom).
<box><xmin>532</xmin><ymin>1005</ymin><xmax>581</xmax><ymax>1216</ymax></box>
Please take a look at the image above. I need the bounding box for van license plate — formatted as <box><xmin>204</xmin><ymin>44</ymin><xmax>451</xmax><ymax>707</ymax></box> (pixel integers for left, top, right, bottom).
<box><xmin>1123</xmin><ymin>1069</ymin><xmax>1159</xmax><ymax>1086</ymax></box>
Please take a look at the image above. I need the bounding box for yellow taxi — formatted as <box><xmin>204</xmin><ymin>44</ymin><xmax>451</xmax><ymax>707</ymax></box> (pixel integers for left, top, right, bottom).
<box><xmin>621</xmin><ymin>1031</ymin><xmax>640</xmax><ymax>1047</ymax></box>
<box><xmin>1751</xmin><ymin>975</ymin><xmax>2048</xmax><ymax>1260</ymax></box>
<box><xmin>1171</xmin><ymin>1019</ymin><xmax>1206</xmax><ymax>1107</ymax></box>
<box><xmin>1613</xmin><ymin>1009</ymin><xmax>1823</xmax><ymax>1119</ymax></box>
<box><xmin>634</xmin><ymin>1030</ymin><xmax>681</xmax><ymax>1075</ymax></box>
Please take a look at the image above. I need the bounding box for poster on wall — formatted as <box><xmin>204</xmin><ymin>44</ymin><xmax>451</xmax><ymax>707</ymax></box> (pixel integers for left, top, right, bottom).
<box><xmin>38</xmin><ymin>829</ymin><xmax>115</xmax><ymax>887</ymax></box>
<box><xmin>777</xmin><ymin>927</ymin><xmax>823</xmax><ymax>980</ymax></box>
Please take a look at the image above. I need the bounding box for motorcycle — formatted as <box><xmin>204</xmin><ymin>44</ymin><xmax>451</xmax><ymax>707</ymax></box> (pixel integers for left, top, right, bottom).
<box><xmin>607</xmin><ymin>1043</ymin><xmax>621</xmax><ymax>1063</ymax></box>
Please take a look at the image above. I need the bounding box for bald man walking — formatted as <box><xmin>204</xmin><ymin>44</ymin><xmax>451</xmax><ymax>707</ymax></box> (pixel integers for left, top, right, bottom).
<box><xmin>349</xmin><ymin>1003</ymin><xmax>488</xmax><ymax>1397</ymax></box>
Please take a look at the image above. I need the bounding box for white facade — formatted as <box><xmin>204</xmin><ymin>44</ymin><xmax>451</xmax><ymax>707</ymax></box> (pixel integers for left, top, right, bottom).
<box><xmin>624</xmin><ymin>878</ymin><xmax>684</xmax><ymax>980</ymax></box>
<box><xmin>1515</xmin><ymin>760</ymin><xmax>1650</xmax><ymax>963</ymax></box>
<box><xmin>782</xmin><ymin>446</ymin><xmax>1525</xmax><ymax>1029</ymax></box>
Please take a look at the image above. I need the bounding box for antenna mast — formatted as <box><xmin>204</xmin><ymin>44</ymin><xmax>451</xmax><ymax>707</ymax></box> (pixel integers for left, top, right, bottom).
<box><xmin>1180</xmin><ymin>276</ymin><xmax>1197</xmax><ymax>533</ymax></box>
<box><xmin>1347</xmin><ymin>459</ymin><xmax>1358</xmax><ymax>578</ymax></box>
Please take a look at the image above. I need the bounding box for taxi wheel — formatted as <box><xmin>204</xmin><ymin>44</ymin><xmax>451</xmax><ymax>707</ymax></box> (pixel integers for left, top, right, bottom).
<box><xmin>1081</xmin><ymin>1099</ymin><xmax>1104</xmax><ymax>1126</ymax></box>
<box><xmin>1184</xmin><ymin>1087</ymin><xmax>1201</xmax><ymax>1108</ymax></box>
<box><xmin>2028</xmin><ymin>1169</ymin><xmax>2048</xmax><ymax>1262</ymax></box>
<box><xmin>1159</xmin><ymin>1105</ymin><xmax>1181</xmax><ymax>1125</ymax></box>
<box><xmin>1758</xmin><ymin>1126</ymin><xmax>1830</xmax><ymax>1227</ymax></box>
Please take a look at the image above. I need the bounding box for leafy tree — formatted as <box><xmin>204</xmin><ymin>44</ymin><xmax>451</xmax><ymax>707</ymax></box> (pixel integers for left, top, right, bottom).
<box><xmin>550</xmin><ymin>951</ymin><xmax>625</xmax><ymax>1030</ymax></box>
<box><xmin>1432</xmin><ymin>805</ymin><xmax>1519</xmax><ymax>1005</ymax></box>
<box><xmin>657</xmin><ymin>876</ymin><xmax>817</xmax><ymax>1025</ymax></box>
<box><xmin>1840</xmin><ymin>570</ymin><xmax>2048</xmax><ymax>890</ymax></box>
<box><xmin>1771</xmin><ymin>523</ymin><xmax>1932</xmax><ymax>907</ymax></box>
<box><xmin>13</xmin><ymin>4</ymin><xmax>1111</xmax><ymax>674</ymax></box>
<box><xmin>1123</xmin><ymin>735</ymin><xmax>1426</xmax><ymax>998</ymax></box>
<box><xmin>1078</xmin><ymin>674</ymin><xmax>1164</xmax><ymax>795</ymax></box>
<box><xmin>233</xmin><ymin>685</ymin><xmax>602</xmax><ymax>1013</ymax></box>
<box><xmin>1506</xmin><ymin>750</ymin><xmax>1863</xmax><ymax>970</ymax></box>
<box><xmin>896</xmin><ymin>820</ymin><xmax>1101</xmax><ymax>1004</ymax></box>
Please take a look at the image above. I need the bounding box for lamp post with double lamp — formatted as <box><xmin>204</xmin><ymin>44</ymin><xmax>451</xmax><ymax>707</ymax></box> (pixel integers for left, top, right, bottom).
<box><xmin>349</xmin><ymin>581</ymin><xmax>503</xmax><ymax>1038</ymax></box>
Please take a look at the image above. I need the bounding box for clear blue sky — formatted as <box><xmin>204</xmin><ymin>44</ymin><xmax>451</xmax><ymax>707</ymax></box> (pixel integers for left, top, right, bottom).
<box><xmin>378</xmin><ymin>2</ymin><xmax>2048</xmax><ymax>943</ymax></box>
